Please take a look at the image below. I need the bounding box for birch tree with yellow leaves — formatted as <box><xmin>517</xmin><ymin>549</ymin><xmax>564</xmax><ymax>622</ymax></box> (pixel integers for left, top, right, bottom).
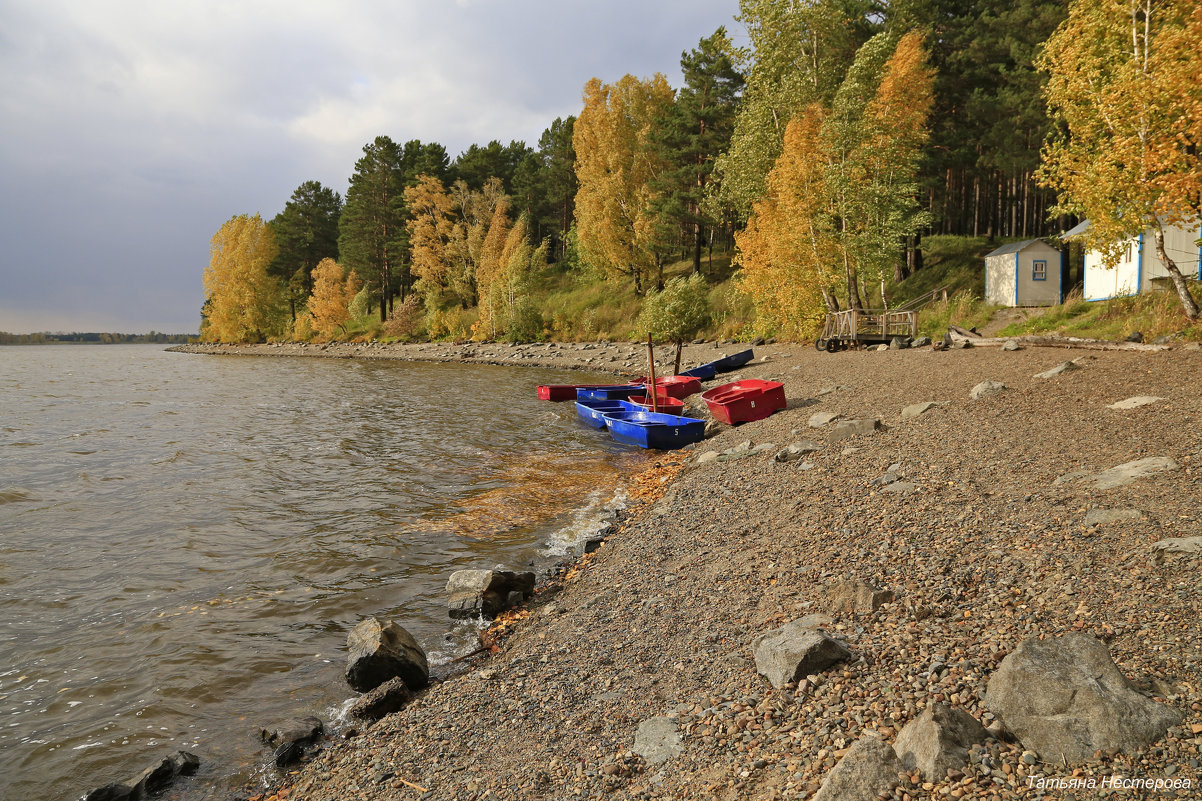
<box><xmin>573</xmin><ymin>74</ymin><xmax>675</xmax><ymax>294</ymax></box>
<box><xmin>307</xmin><ymin>257</ymin><xmax>361</xmax><ymax>338</ymax></box>
<box><xmin>1039</xmin><ymin>0</ymin><xmax>1202</xmax><ymax>319</ymax></box>
<box><xmin>201</xmin><ymin>214</ymin><xmax>284</xmax><ymax>343</ymax></box>
<box><xmin>735</xmin><ymin>31</ymin><xmax>934</xmax><ymax>336</ymax></box>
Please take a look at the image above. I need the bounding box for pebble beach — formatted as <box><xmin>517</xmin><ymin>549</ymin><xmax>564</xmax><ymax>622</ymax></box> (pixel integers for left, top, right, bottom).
<box><xmin>173</xmin><ymin>338</ymin><xmax>1202</xmax><ymax>801</ymax></box>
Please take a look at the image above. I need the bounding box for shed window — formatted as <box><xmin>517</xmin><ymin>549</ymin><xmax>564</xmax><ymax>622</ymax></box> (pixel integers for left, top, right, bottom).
<box><xmin>1032</xmin><ymin>260</ymin><xmax>1047</xmax><ymax>281</ymax></box>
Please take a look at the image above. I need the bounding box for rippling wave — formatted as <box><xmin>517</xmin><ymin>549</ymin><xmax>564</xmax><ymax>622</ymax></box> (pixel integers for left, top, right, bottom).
<box><xmin>0</xmin><ymin>345</ymin><xmax>641</xmax><ymax>800</ymax></box>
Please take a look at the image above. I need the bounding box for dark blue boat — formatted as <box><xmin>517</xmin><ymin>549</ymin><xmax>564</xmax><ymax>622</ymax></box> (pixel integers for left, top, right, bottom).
<box><xmin>711</xmin><ymin>348</ymin><xmax>754</xmax><ymax>373</ymax></box>
<box><xmin>679</xmin><ymin>363</ymin><xmax>718</xmax><ymax>381</ymax></box>
<box><xmin>602</xmin><ymin>410</ymin><xmax>706</xmax><ymax>450</ymax></box>
<box><xmin>575</xmin><ymin>384</ymin><xmax>644</xmax><ymax>401</ymax></box>
<box><xmin>574</xmin><ymin>398</ymin><xmax>633</xmax><ymax>428</ymax></box>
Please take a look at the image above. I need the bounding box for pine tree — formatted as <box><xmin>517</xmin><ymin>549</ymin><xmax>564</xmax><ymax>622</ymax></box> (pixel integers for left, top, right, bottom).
<box><xmin>339</xmin><ymin>136</ymin><xmax>407</xmax><ymax>322</ymax></box>
<box><xmin>650</xmin><ymin>28</ymin><xmax>744</xmax><ymax>275</ymax></box>
<box><xmin>268</xmin><ymin>180</ymin><xmax>342</xmax><ymax>321</ymax></box>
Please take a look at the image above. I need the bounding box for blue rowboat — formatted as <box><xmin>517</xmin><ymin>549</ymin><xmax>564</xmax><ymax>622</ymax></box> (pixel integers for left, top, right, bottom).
<box><xmin>679</xmin><ymin>363</ymin><xmax>718</xmax><ymax>381</ymax></box>
<box><xmin>602</xmin><ymin>410</ymin><xmax>706</xmax><ymax>450</ymax></box>
<box><xmin>575</xmin><ymin>384</ymin><xmax>644</xmax><ymax>401</ymax></box>
<box><xmin>574</xmin><ymin>398</ymin><xmax>633</xmax><ymax>428</ymax></box>
<box><xmin>711</xmin><ymin>348</ymin><xmax>754</xmax><ymax>373</ymax></box>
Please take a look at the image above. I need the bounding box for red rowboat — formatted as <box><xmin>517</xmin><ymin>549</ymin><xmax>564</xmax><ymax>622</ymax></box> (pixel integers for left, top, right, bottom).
<box><xmin>633</xmin><ymin>375</ymin><xmax>703</xmax><ymax>399</ymax></box>
<box><xmin>626</xmin><ymin>394</ymin><xmax>686</xmax><ymax>415</ymax></box>
<box><xmin>537</xmin><ymin>384</ymin><xmax>612</xmax><ymax>401</ymax></box>
<box><xmin>700</xmin><ymin>380</ymin><xmax>786</xmax><ymax>425</ymax></box>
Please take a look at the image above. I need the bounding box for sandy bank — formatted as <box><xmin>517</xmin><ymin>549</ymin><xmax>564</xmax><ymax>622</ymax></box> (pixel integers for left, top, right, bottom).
<box><xmin>176</xmin><ymin>341</ymin><xmax>1202</xmax><ymax>801</ymax></box>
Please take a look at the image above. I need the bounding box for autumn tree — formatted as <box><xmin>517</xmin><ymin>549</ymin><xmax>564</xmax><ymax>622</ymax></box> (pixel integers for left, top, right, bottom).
<box><xmin>405</xmin><ymin>174</ymin><xmax>458</xmax><ymax>315</ymax></box>
<box><xmin>735</xmin><ymin>110</ymin><xmax>835</xmax><ymax>338</ymax></box>
<box><xmin>711</xmin><ymin>0</ymin><xmax>873</xmax><ymax>221</ymax></box>
<box><xmin>201</xmin><ymin>214</ymin><xmax>284</xmax><ymax>343</ymax></box>
<box><xmin>307</xmin><ymin>257</ymin><xmax>361</xmax><ymax>338</ymax></box>
<box><xmin>573</xmin><ymin>74</ymin><xmax>676</xmax><ymax>294</ymax></box>
<box><xmin>736</xmin><ymin>32</ymin><xmax>935</xmax><ymax>334</ymax></box>
<box><xmin>473</xmin><ymin>198</ymin><xmax>513</xmax><ymax>339</ymax></box>
<box><xmin>637</xmin><ymin>273</ymin><xmax>711</xmax><ymax>355</ymax></box>
<box><xmin>267</xmin><ymin>180</ymin><xmax>342</xmax><ymax>321</ymax></box>
<box><xmin>1039</xmin><ymin>0</ymin><xmax>1202</xmax><ymax>319</ymax></box>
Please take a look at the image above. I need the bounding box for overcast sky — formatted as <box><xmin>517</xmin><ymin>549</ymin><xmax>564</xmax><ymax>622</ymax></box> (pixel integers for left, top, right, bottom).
<box><xmin>0</xmin><ymin>0</ymin><xmax>740</xmax><ymax>334</ymax></box>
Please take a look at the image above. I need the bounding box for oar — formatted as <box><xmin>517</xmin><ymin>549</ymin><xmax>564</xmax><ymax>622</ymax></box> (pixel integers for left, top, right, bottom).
<box><xmin>646</xmin><ymin>334</ymin><xmax>658</xmax><ymax>413</ymax></box>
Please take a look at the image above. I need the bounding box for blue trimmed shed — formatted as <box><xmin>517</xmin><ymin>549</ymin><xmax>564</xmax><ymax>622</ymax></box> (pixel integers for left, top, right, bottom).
<box><xmin>984</xmin><ymin>239</ymin><xmax>1063</xmax><ymax>307</ymax></box>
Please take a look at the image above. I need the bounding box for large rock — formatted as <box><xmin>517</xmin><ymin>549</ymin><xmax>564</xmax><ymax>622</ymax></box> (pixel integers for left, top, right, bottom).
<box><xmin>901</xmin><ymin>401</ymin><xmax>939</xmax><ymax>420</ymax></box>
<box><xmin>813</xmin><ymin>735</ymin><xmax>901</xmax><ymax>801</ymax></box>
<box><xmin>774</xmin><ymin>441</ymin><xmax>822</xmax><ymax>463</ymax></box>
<box><xmin>893</xmin><ymin>703</ymin><xmax>988</xmax><ymax>780</ymax></box>
<box><xmin>1151</xmin><ymin>536</ymin><xmax>1202</xmax><ymax>555</ymax></box>
<box><xmin>1084</xmin><ymin>508</ymin><xmax>1142</xmax><ymax>526</ymax></box>
<box><xmin>632</xmin><ymin>717</ymin><xmax>683</xmax><ymax>765</ymax></box>
<box><xmin>828</xmin><ymin>418</ymin><xmax>881</xmax><ymax>444</ymax></box>
<box><xmin>84</xmin><ymin>752</ymin><xmax>200</xmax><ymax>801</ymax></box>
<box><xmin>984</xmin><ymin>633</ymin><xmax>1181</xmax><ymax>764</ymax></box>
<box><xmin>1089</xmin><ymin>457</ymin><xmax>1179</xmax><ymax>490</ymax></box>
<box><xmin>348</xmin><ymin>676</ymin><xmax>414</xmax><ymax>721</ymax></box>
<box><xmin>824</xmin><ymin>580</ymin><xmax>894</xmax><ymax>615</ymax></box>
<box><xmin>752</xmin><ymin>619</ymin><xmax>851</xmax><ymax>688</ymax></box>
<box><xmin>345</xmin><ymin>618</ymin><xmax>429</xmax><ymax>693</ymax></box>
<box><xmin>969</xmin><ymin>380</ymin><xmax>1006</xmax><ymax>400</ymax></box>
<box><xmin>809</xmin><ymin>411</ymin><xmax>842</xmax><ymax>428</ymax></box>
<box><xmin>262</xmin><ymin>716</ymin><xmax>323</xmax><ymax>767</ymax></box>
<box><xmin>446</xmin><ymin>569</ymin><xmax>535</xmax><ymax>619</ymax></box>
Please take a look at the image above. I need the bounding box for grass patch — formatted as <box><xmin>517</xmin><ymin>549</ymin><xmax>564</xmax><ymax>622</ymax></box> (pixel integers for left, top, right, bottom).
<box><xmin>996</xmin><ymin>286</ymin><xmax>1202</xmax><ymax>341</ymax></box>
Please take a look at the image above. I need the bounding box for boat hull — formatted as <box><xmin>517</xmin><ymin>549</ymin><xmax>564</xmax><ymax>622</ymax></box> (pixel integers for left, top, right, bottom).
<box><xmin>626</xmin><ymin>395</ymin><xmax>685</xmax><ymax>415</ymax></box>
<box><xmin>679</xmin><ymin>363</ymin><xmax>718</xmax><ymax>381</ymax></box>
<box><xmin>631</xmin><ymin>375</ymin><xmax>703</xmax><ymax>399</ymax></box>
<box><xmin>700</xmin><ymin>380</ymin><xmax>786</xmax><ymax>425</ymax></box>
<box><xmin>538</xmin><ymin>384</ymin><xmax>610</xmax><ymax>401</ymax></box>
<box><xmin>574</xmin><ymin>399</ymin><xmax>633</xmax><ymax>428</ymax></box>
<box><xmin>602</xmin><ymin>410</ymin><xmax>706</xmax><ymax>450</ymax></box>
<box><xmin>710</xmin><ymin>349</ymin><xmax>754</xmax><ymax>373</ymax></box>
<box><xmin>575</xmin><ymin>384</ymin><xmax>644</xmax><ymax>401</ymax></box>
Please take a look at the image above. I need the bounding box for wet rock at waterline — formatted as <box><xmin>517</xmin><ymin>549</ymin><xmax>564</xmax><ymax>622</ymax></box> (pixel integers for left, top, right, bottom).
<box><xmin>262</xmin><ymin>716</ymin><xmax>323</xmax><ymax>767</ymax></box>
<box><xmin>345</xmin><ymin>617</ymin><xmax>429</xmax><ymax>693</ymax></box>
<box><xmin>446</xmin><ymin>569</ymin><xmax>536</xmax><ymax>619</ymax></box>
<box><xmin>348</xmin><ymin>676</ymin><xmax>415</xmax><ymax>722</ymax></box>
<box><xmin>83</xmin><ymin>751</ymin><xmax>200</xmax><ymax>801</ymax></box>
<box><xmin>984</xmin><ymin>633</ymin><xmax>1181</xmax><ymax>764</ymax></box>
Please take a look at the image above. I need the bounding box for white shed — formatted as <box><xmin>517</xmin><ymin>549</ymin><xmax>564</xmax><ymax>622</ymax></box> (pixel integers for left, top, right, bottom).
<box><xmin>984</xmin><ymin>239</ymin><xmax>1063</xmax><ymax>307</ymax></box>
<box><xmin>1070</xmin><ymin>219</ymin><xmax>1202</xmax><ymax>301</ymax></box>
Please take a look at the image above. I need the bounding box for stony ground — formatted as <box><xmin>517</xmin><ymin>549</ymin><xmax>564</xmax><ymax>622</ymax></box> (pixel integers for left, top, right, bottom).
<box><xmin>179</xmin><ymin>339</ymin><xmax>1202</xmax><ymax>801</ymax></box>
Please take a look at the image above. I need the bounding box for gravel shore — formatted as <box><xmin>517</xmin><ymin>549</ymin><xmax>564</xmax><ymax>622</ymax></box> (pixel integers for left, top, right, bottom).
<box><xmin>175</xmin><ymin>340</ymin><xmax>1202</xmax><ymax>801</ymax></box>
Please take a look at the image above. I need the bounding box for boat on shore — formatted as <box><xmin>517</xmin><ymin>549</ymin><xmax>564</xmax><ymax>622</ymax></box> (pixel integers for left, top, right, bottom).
<box><xmin>625</xmin><ymin>394</ymin><xmax>686</xmax><ymax>415</ymax></box>
<box><xmin>710</xmin><ymin>348</ymin><xmax>754</xmax><ymax>373</ymax></box>
<box><xmin>602</xmin><ymin>409</ymin><xmax>706</xmax><ymax>450</ymax></box>
<box><xmin>574</xmin><ymin>398</ymin><xmax>633</xmax><ymax>428</ymax></box>
<box><xmin>700</xmin><ymin>379</ymin><xmax>786</xmax><ymax>425</ymax></box>
<box><xmin>631</xmin><ymin>375</ymin><xmax>702</xmax><ymax>399</ymax></box>
<box><xmin>575</xmin><ymin>384</ymin><xmax>645</xmax><ymax>401</ymax></box>
<box><xmin>538</xmin><ymin>384</ymin><xmax>612</xmax><ymax>401</ymax></box>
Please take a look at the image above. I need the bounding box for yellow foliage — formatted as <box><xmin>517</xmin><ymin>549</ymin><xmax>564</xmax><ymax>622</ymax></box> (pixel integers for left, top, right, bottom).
<box><xmin>307</xmin><ymin>257</ymin><xmax>361</xmax><ymax>338</ymax></box>
<box><xmin>573</xmin><ymin>73</ymin><xmax>675</xmax><ymax>293</ymax></box>
<box><xmin>201</xmin><ymin>214</ymin><xmax>282</xmax><ymax>343</ymax></box>
<box><xmin>472</xmin><ymin>198</ymin><xmax>512</xmax><ymax>339</ymax></box>
<box><xmin>735</xmin><ymin>109</ymin><xmax>833</xmax><ymax>339</ymax></box>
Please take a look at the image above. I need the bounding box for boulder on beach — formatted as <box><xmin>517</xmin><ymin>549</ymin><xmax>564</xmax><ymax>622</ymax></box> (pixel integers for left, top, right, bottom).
<box><xmin>893</xmin><ymin>703</ymin><xmax>988</xmax><ymax>780</ymax></box>
<box><xmin>446</xmin><ymin>568</ymin><xmax>536</xmax><ymax>619</ymax></box>
<box><xmin>345</xmin><ymin>617</ymin><xmax>429</xmax><ymax>693</ymax></box>
<box><xmin>813</xmin><ymin>735</ymin><xmax>901</xmax><ymax>801</ymax></box>
<box><xmin>752</xmin><ymin>618</ymin><xmax>851</xmax><ymax>688</ymax></box>
<box><xmin>824</xmin><ymin>579</ymin><xmax>894</xmax><ymax>615</ymax></box>
<box><xmin>984</xmin><ymin>633</ymin><xmax>1181</xmax><ymax>764</ymax></box>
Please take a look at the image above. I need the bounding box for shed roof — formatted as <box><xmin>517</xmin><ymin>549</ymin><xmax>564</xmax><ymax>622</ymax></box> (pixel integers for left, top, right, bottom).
<box><xmin>1063</xmin><ymin>219</ymin><xmax>1091</xmax><ymax>237</ymax></box>
<box><xmin>984</xmin><ymin>238</ymin><xmax>1051</xmax><ymax>258</ymax></box>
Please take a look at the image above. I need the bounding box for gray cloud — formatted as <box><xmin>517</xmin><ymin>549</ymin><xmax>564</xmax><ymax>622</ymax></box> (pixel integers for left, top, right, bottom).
<box><xmin>0</xmin><ymin>0</ymin><xmax>738</xmax><ymax>333</ymax></box>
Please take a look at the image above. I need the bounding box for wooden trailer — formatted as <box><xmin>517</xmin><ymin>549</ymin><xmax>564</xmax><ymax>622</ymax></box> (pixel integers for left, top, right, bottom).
<box><xmin>815</xmin><ymin>309</ymin><xmax>917</xmax><ymax>352</ymax></box>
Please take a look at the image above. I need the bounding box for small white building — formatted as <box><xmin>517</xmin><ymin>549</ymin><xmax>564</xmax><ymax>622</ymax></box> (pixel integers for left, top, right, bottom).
<box><xmin>984</xmin><ymin>239</ymin><xmax>1063</xmax><ymax>307</ymax></box>
<box><xmin>1068</xmin><ymin>219</ymin><xmax>1202</xmax><ymax>301</ymax></box>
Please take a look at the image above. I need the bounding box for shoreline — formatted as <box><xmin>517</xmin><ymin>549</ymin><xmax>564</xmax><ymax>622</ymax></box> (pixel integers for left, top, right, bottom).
<box><xmin>174</xmin><ymin>341</ymin><xmax>1202</xmax><ymax>801</ymax></box>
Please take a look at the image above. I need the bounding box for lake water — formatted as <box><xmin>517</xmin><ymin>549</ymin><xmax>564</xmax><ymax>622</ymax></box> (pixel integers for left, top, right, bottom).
<box><xmin>0</xmin><ymin>345</ymin><xmax>642</xmax><ymax>800</ymax></box>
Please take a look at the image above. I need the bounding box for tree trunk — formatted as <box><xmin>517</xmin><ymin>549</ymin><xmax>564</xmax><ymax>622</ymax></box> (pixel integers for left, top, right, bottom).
<box><xmin>1152</xmin><ymin>222</ymin><xmax>1201</xmax><ymax>319</ymax></box>
<box><xmin>674</xmin><ymin>340</ymin><xmax>683</xmax><ymax>375</ymax></box>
